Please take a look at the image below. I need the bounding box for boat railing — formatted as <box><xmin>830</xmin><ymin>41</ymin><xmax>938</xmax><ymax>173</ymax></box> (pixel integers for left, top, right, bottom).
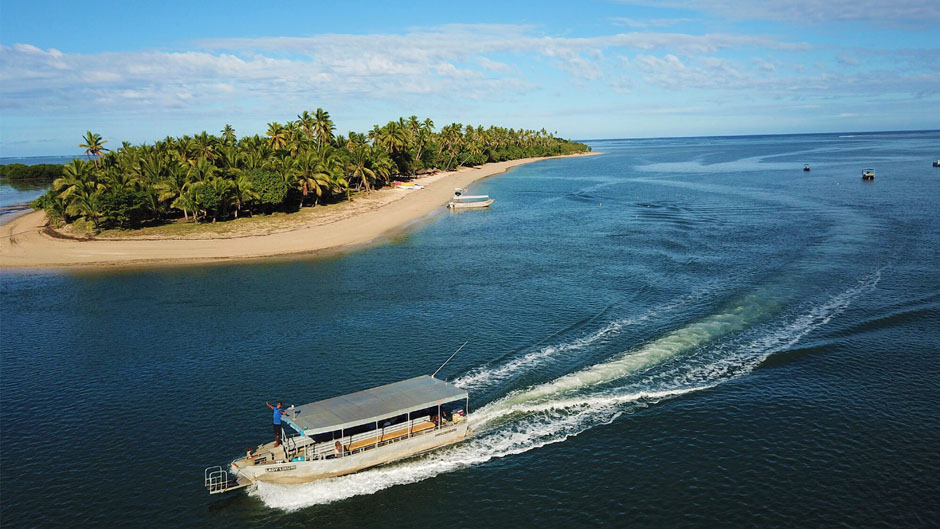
<box><xmin>284</xmin><ymin>429</ymin><xmax>297</xmax><ymax>454</ymax></box>
<box><xmin>204</xmin><ymin>466</ymin><xmax>233</xmax><ymax>494</ymax></box>
<box><xmin>271</xmin><ymin>416</ymin><xmax>443</xmax><ymax>462</ymax></box>
<box><xmin>305</xmin><ymin>417</ymin><xmax>442</xmax><ymax>458</ymax></box>
<box><xmin>204</xmin><ymin>465</ymin><xmax>253</xmax><ymax>495</ymax></box>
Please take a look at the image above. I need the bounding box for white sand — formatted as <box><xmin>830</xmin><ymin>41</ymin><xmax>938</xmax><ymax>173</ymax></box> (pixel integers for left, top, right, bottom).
<box><xmin>0</xmin><ymin>153</ymin><xmax>597</xmax><ymax>268</ymax></box>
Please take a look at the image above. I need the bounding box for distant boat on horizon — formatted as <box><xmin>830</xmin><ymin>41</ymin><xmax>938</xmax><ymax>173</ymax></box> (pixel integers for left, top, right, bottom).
<box><xmin>862</xmin><ymin>168</ymin><xmax>875</xmax><ymax>180</ymax></box>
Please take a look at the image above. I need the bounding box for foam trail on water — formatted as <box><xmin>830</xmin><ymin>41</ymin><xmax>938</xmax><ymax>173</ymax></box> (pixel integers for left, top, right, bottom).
<box><xmin>682</xmin><ymin>268</ymin><xmax>883</xmax><ymax>383</ymax></box>
<box><xmin>252</xmin><ymin>287</ymin><xmax>780</xmax><ymax>511</ymax></box>
<box><xmin>451</xmin><ymin>318</ymin><xmax>629</xmax><ymax>390</ymax></box>
<box><xmin>251</xmin><ymin>271</ymin><xmax>882</xmax><ymax>512</ymax></box>
<box><xmin>489</xmin><ymin>290</ymin><xmax>783</xmax><ymax>410</ymax></box>
<box><xmin>452</xmin><ymin>287</ymin><xmax>722</xmax><ymax>391</ymax></box>
<box><xmin>251</xmin><ymin>385</ymin><xmax>709</xmax><ymax>511</ymax></box>
<box><xmin>632</xmin><ymin>268</ymin><xmax>884</xmax><ymax>389</ymax></box>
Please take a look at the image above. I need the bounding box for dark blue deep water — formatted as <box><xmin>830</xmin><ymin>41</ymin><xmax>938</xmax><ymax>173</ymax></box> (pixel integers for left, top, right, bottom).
<box><xmin>2</xmin><ymin>132</ymin><xmax>939</xmax><ymax>528</ymax></box>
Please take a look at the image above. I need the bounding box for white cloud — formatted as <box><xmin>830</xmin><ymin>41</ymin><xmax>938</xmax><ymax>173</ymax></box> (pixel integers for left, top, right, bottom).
<box><xmin>609</xmin><ymin>16</ymin><xmax>696</xmax><ymax>28</ymax></box>
<box><xmin>618</xmin><ymin>0</ymin><xmax>940</xmax><ymax>25</ymax></box>
<box><xmin>0</xmin><ymin>27</ymin><xmax>813</xmax><ymax>118</ymax></box>
<box><xmin>476</xmin><ymin>57</ymin><xmax>515</xmax><ymax>74</ymax></box>
<box><xmin>1</xmin><ymin>22</ymin><xmax>936</xmax><ymax>154</ymax></box>
<box><xmin>837</xmin><ymin>54</ymin><xmax>860</xmax><ymax>66</ymax></box>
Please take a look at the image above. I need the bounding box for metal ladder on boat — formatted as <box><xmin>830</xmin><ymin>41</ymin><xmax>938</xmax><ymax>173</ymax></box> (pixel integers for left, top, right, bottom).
<box><xmin>284</xmin><ymin>431</ymin><xmax>298</xmax><ymax>459</ymax></box>
<box><xmin>204</xmin><ymin>466</ymin><xmax>253</xmax><ymax>495</ymax></box>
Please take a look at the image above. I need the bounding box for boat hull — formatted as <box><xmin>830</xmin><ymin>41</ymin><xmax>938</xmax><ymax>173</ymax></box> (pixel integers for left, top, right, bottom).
<box><xmin>233</xmin><ymin>422</ymin><xmax>470</xmax><ymax>484</ymax></box>
<box><xmin>448</xmin><ymin>199</ymin><xmax>494</xmax><ymax>209</ymax></box>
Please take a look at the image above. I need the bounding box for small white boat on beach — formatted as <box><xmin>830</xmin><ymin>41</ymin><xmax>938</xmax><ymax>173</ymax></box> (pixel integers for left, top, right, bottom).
<box><xmin>205</xmin><ymin>375</ymin><xmax>470</xmax><ymax>494</ymax></box>
<box><xmin>447</xmin><ymin>187</ymin><xmax>493</xmax><ymax>209</ymax></box>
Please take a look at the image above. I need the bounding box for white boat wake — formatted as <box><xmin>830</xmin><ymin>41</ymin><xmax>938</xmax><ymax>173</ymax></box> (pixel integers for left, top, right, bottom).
<box><xmin>251</xmin><ymin>269</ymin><xmax>882</xmax><ymax>511</ymax></box>
<box><xmin>451</xmin><ymin>285</ymin><xmax>723</xmax><ymax>391</ymax></box>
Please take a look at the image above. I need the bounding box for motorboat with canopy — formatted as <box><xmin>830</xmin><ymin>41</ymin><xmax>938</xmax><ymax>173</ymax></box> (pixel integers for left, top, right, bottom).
<box><xmin>447</xmin><ymin>187</ymin><xmax>493</xmax><ymax>209</ymax></box>
<box><xmin>205</xmin><ymin>375</ymin><xmax>469</xmax><ymax>494</ymax></box>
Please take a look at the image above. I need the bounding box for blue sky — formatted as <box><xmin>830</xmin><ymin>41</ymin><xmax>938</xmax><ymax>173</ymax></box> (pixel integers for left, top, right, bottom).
<box><xmin>1</xmin><ymin>0</ymin><xmax>938</xmax><ymax>156</ymax></box>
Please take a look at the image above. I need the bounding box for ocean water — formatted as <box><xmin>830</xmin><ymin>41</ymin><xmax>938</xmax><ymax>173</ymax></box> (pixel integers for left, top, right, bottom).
<box><xmin>1</xmin><ymin>132</ymin><xmax>938</xmax><ymax>528</ymax></box>
<box><xmin>0</xmin><ymin>155</ymin><xmax>80</xmax><ymax>166</ymax></box>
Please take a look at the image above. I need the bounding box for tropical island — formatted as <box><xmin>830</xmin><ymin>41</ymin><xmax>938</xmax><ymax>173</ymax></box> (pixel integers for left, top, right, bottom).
<box><xmin>1</xmin><ymin>109</ymin><xmax>594</xmax><ymax>267</ymax></box>
<box><xmin>29</xmin><ymin>109</ymin><xmax>590</xmax><ymax>232</ymax></box>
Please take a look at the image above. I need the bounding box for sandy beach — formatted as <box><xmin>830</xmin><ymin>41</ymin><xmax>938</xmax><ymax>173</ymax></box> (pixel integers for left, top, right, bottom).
<box><xmin>0</xmin><ymin>153</ymin><xmax>596</xmax><ymax>268</ymax></box>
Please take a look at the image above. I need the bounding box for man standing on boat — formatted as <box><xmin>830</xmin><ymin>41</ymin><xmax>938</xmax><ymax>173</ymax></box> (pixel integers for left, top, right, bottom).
<box><xmin>266</xmin><ymin>401</ymin><xmax>286</xmax><ymax>447</ymax></box>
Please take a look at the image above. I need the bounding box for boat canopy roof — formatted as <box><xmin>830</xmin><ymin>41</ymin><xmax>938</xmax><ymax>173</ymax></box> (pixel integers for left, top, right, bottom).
<box><xmin>284</xmin><ymin>375</ymin><xmax>468</xmax><ymax>436</ymax></box>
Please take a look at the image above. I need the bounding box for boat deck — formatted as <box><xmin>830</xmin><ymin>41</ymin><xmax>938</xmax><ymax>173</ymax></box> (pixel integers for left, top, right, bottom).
<box><xmin>243</xmin><ymin>419</ymin><xmax>444</xmax><ymax>466</ymax></box>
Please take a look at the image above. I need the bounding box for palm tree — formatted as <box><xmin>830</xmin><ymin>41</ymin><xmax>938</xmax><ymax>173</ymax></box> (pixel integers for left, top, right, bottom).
<box><xmin>232</xmin><ymin>173</ymin><xmax>258</xmax><ymax>218</ymax></box>
<box><xmin>156</xmin><ymin>163</ymin><xmax>191</xmax><ymax>220</ymax></box>
<box><xmin>291</xmin><ymin>151</ymin><xmax>332</xmax><ymax>207</ymax></box>
<box><xmin>411</xmin><ymin>117</ymin><xmax>434</xmax><ymax>173</ymax></box>
<box><xmin>193</xmin><ymin>131</ymin><xmax>217</xmax><ymax>161</ymax></box>
<box><xmin>79</xmin><ymin>131</ymin><xmax>109</xmax><ymax>168</ymax></box>
<box><xmin>136</xmin><ymin>151</ymin><xmax>164</xmax><ymax>185</ymax></box>
<box><xmin>103</xmin><ymin>165</ymin><xmax>140</xmax><ymax>193</ymax></box>
<box><xmin>346</xmin><ymin>131</ymin><xmax>368</xmax><ymax>150</ymax></box>
<box><xmin>297</xmin><ymin>110</ymin><xmax>316</xmax><ymax>139</ymax></box>
<box><xmin>221</xmin><ymin>124</ymin><xmax>237</xmax><ymax>146</ymax></box>
<box><xmin>177</xmin><ymin>136</ymin><xmax>200</xmax><ymax>167</ymax></box>
<box><xmin>370</xmin><ymin>148</ymin><xmax>396</xmax><ymax>186</ymax></box>
<box><xmin>314</xmin><ymin>108</ymin><xmax>335</xmax><ymax>153</ymax></box>
<box><xmin>266</xmin><ymin>122</ymin><xmax>289</xmax><ymax>151</ymax></box>
<box><xmin>347</xmin><ymin>146</ymin><xmax>377</xmax><ymax>192</ymax></box>
<box><xmin>197</xmin><ymin>176</ymin><xmax>236</xmax><ymax>222</ymax></box>
<box><xmin>65</xmin><ymin>185</ymin><xmax>105</xmax><ymax>229</ymax></box>
<box><xmin>173</xmin><ymin>185</ymin><xmax>200</xmax><ymax>222</ymax></box>
<box><xmin>438</xmin><ymin>123</ymin><xmax>464</xmax><ymax>170</ymax></box>
<box><xmin>188</xmin><ymin>158</ymin><xmax>218</xmax><ymax>183</ymax></box>
<box><xmin>32</xmin><ymin>109</ymin><xmax>592</xmax><ymax>231</ymax></box>
<box><xmin>239</xmin><ymin>150</ymin><xmax>267</xmax><ymax>172</ymax></box>
<box><xmin>54</xmin><ymin>159</ymin><xmax>100</xmax><ymax>201</ymax></box>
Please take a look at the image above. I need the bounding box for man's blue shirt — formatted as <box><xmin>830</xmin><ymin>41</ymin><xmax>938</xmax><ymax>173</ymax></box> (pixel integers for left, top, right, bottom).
<box><xmin>273</xmin><ymin>407</ymin><xmax>282</xmax><ymax>425</ymax></box>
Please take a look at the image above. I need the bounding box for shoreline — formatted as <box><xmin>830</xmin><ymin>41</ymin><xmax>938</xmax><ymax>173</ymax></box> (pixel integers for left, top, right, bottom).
<box><xmin>0</xmin><ymin>153</ymin><xmax>598</xmax><ymax>269</ymax></box>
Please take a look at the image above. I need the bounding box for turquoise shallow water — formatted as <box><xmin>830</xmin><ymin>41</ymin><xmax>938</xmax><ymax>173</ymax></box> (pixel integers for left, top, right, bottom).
<box><xmin>2</xmin><ymin>132</ymin><xmax>939</xmax><ymax>528</ymax></box>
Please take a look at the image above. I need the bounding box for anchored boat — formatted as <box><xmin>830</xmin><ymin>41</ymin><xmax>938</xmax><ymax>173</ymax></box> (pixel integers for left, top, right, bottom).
<box><xmin>205</xmin><ymin>375</ymin><xmax>470</xmax><ymax>494</ymax></box>
<box><xmin>862</xmin><ymin>168</ymin><xmax>875</xmax><ymax>180</ymax></box>
<box><xmin>448</xmin><ymin>187</ymin><xmax>493</xmax><ymax>209</ymax></box>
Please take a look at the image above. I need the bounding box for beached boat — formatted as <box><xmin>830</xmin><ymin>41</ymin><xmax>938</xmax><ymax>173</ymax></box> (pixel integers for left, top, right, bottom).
<box><xmin>205</xmin><ymin>375</ymin><xmax>470</xmax><ymax>494</ymax></box>
<box><xmin>803</xmin><ymin>164</ymin><xmax>811</xmax><ymax>171</ymax></box>
<box><xmin>862</xmin><ymin>168</ymin><xmax>875</xmax><ymax>180</ymax></box>
<box><xmin>448</xmin><ymin>187</ymin><xmax>493</xmax><ymax>209</ymax></box>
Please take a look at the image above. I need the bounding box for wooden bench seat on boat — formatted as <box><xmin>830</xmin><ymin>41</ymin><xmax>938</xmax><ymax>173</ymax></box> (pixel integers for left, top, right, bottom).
<box><xmin>410</xmin><ymin>421</ymin><xmax>436</xmax><ymax>434</ymax></box>
<box><xmin>345</xmin><ymin>422</ymin><xmax>438</xmax><ymax>452</ymax></box>
<box><xmin>347</xmin><ymin>436</ymin><xmax>380</xmax><ymax>452</ymax></box>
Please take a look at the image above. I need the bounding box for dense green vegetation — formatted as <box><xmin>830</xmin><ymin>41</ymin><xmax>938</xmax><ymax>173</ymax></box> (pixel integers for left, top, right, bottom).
<box><xmin>0</xmin><ymin>163</ymin><xmax>65</xmax><ymax>180</ymax></box>
<box><xmin>31</xmin><ymin>111</ymin><xmax>590</xmax><ymax>230</ymax></box>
